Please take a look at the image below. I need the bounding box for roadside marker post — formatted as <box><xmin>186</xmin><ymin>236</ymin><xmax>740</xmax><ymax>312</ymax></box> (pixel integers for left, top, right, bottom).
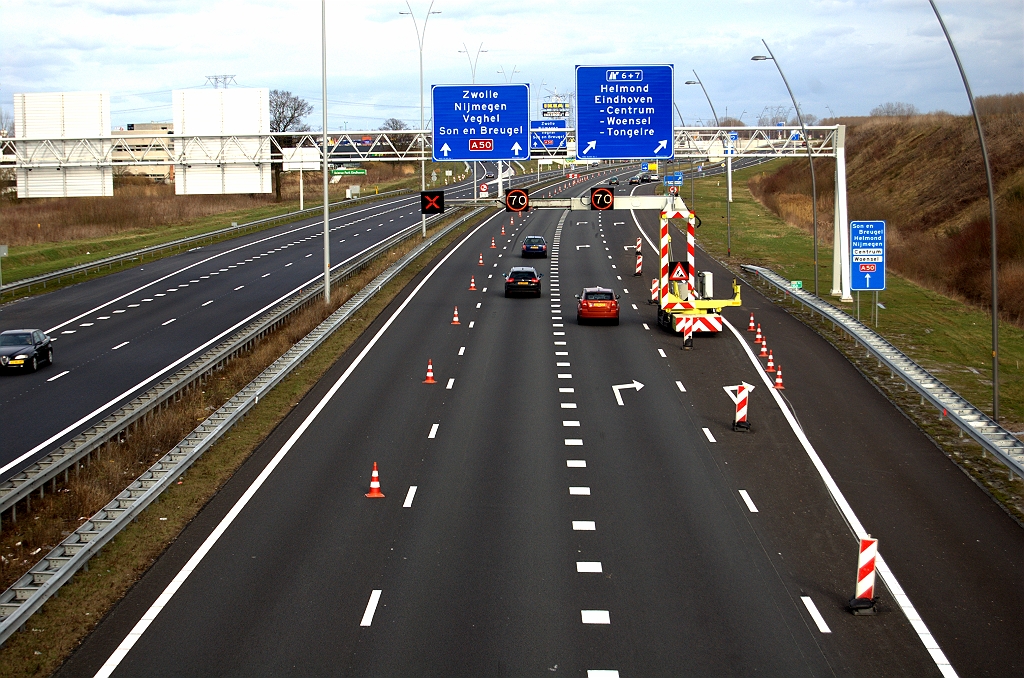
<box><xmin>650</xmin><ymin>278</ymin><xmax>659</xmax><ymax>304</ymax></box>
<box><xmin>634</xmin><ymin>252</ymin><xmax>643</xmax><ymax>276</ymax></box>
<box><xmin>723</xmin><ymin>382</ymin><xmax>755</xmax><ymax>432</ymax></box>
<box><xmin>849</xmin><ymin>537</ymin><xmax>879</xmax><ymax>615</ymax></box>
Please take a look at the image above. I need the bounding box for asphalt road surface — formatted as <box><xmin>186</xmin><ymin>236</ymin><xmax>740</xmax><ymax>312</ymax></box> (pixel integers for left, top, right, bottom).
<box><xmin>54</xmin><ymin>170</ymin><xmax>1022</xmax><ymax>676</ymax></box>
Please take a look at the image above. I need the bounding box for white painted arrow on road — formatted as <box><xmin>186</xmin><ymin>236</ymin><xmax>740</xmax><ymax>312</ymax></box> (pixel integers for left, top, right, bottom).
<box><xmin>583</xmin><ymin>140</ymin><xmax>597</xmax><ymax>155</ymax></box>
<box><xmin>511</xmin><ymin>142</ymin><xmax>522</xmax><ymax>156</ymax></box>
<box><xmin>576</xmin><ymin>244</ymin><xmax>591</xmax><ymax>250</ymax></box>
<box><xmin>612</xmin><ymin>380</ymin><xmax>644</xmax><ymax>406</ymax></box>
<box><xmin>653</xmin><ymin>140</ymin><xmax>667</xmax><ymax>154</ymax></box>
<box><xmin>439</xmin><ymin>143</ymin><xmax>451</xmax><ymax>157</ymax></box>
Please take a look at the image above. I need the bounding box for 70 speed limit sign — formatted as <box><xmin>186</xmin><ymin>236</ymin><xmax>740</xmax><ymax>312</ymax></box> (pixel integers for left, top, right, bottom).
<box><xmin>590</xmin><ymin>186</ymin><xmax>614</xmax><ymax>211</ymax></box>
<box><xmin>505</xmin><ymin>188</ymin><xmax>529</xmax><ymax>212</ymax></box>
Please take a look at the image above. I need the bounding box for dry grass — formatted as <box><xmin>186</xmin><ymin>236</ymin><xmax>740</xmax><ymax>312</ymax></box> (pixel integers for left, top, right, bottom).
<box><xmin>748</xmin><ymin>111</ymin><xmax>1024</xmax><ymax>324</ymax></box>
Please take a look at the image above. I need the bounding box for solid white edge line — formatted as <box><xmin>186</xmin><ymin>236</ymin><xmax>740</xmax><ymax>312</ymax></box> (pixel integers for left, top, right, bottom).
<box><xmin>738</xmin><ymin>489</ymin><xmax>759</xmax><ymax>513</ymax></box>
<box><xmin>800</xmin><ymin>596</ymin><xmax>831</xmax><ymax>633</ymax></box>
<box><xmin>403</xmin><ymin>485</ymin><xmax>417</xmax><ymax>508</ymax></box>
<box><xmin>91</xmin><ymin>209</ymin><xmax>502</xmax><ymax>678</ymax></box>
<box><xmin>722</xmin><ymin>317</ymin><xmax>957</xmax><ymax>677</ymax></box>
<box><xmin>360</xmin><ymin>590</ymin><xmax>383</xmax><ymax>626</ymax></box>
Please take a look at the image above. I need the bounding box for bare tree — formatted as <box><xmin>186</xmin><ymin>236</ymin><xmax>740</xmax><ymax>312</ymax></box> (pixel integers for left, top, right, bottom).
<box><xmin>757</xmin><ymin>105</ymin><xmax>790</xmax><ymax>127</ymax></box>
<box><xmin>379</xmin><ymin>117</ymin><xmax>415</xmax><ymax>153</ymax></box>
<box><xmin>0</xmin><ymin>105</ymin><xmax>14</xmax><ymax>137</ymax></box>
<box><xmin>269</xmin><ymin>90</ymin><xmax>312</xmax><ymax>201</ymax></box>
<box><xmin>870</xmin><ymin>102</ymin><xmax>918</xmax><ymax>117</ymax></box>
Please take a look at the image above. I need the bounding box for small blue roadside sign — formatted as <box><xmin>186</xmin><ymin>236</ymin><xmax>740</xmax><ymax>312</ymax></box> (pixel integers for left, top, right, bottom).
<box><xmin>575</xmin><ymin>65</ymin><xmax>674</xmax><ymax>160</ymax></box>
<box><xmin>530</xmin><ymin>120</ymin><xmax>567</xmax><ymax>151</ymax></box>
<box><xmin>432</xmin><ymin>84</ymin><xmax>530</xmax><ymax>161</ymax></box>
<box><xmin>728</xmin><ymin>131</ymin><xmax>739</xmax><ymax>141</ymax></box>
<box><xmin>851</xmin><ymin>221</ymin><xmax>885</xmax><ymax>290</ymax></box>
<box><xmin>640</xmin><ymin>162</ymin><xmax>649</xmax><ymax>171</ymax></box>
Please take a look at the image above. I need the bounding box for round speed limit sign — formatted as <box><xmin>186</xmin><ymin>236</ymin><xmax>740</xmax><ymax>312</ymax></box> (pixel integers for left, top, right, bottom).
<box><xmin>505</xmin><ymin>188</ymin><xmax>529</xmax><ymax>213</ymax></box>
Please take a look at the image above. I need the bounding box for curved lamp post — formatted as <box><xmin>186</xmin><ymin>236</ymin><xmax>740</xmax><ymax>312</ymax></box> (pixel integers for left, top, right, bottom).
<box><xmin>459</xmin><ymin>42</ymin><xmax>486</xmax><ymax>84</ymax></box>
<box><xmin>753</xmin><ymin>40</ymin><xmax>819</xmax><ymax>296</ymax></box>
<box><xmin>684</xmin><ymin>71</ymin><xmax>719</xmax><ymax>126</ymax></box>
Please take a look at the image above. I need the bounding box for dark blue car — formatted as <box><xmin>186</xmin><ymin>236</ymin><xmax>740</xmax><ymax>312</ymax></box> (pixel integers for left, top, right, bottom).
<box><xmin>521</xmin><ymin>235</ymin><xmax>548</xmax><ymax>258</ymax></box>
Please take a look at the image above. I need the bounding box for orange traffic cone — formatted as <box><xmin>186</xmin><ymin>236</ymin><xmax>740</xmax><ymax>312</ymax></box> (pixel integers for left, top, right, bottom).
<box><xmin>423</xmin><ymin>359</ymin><xmax>436</xmax><ymax>383</ymax></box>
<box><xmin>478</xmin><ymin>253</ymin><xmax>484</xmax><ymax>266</ymax></box>
<box><xmin>759</xmin><ymin>337</ymin><xmax>769</xmax><ymax>357</ymax></box>
<box><xmin>766</xmin><ymin>350</ymin><xmax>776</xmax><ymax>373</ymax></box>
<box><xmin>754</xmin><ymin>324</ymin><xmax>763</xmax><ymax>345</ymax></box>
<box><xmin>469</xmin><ymin>276</ymin><xmax>477</xmax><ymax>291</ymax></box>
<box><xmin>490</xmin><ymin>237</ymin><xmax>497</xmax><ymax>249</ymax></box>
<box><xmin>747</xmin><ymin>313</ymin><xmax>756</xmax><ymax>332</ymax></box>
<box><xmin>365</xmin><ymin>462</ymin><xmax>385</xmax><ymax>497</ymax></box>
<box><xmin>451</xmin><ymin>306</ymin><xmax>461</xmax><ymax>325</ymax></box>
<box><xmin>773</xmin><ymin>365</ymin><xmax>785</xmax><ymax>389</ymax></box>
<box><xmin>501</xmin><ymin>224</ymin><xmax>506</xmax><ymax>236</ymax></box>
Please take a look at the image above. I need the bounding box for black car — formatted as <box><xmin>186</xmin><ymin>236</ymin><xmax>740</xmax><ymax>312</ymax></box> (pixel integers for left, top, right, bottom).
<box><xmin>521</xmin><ymin>235</ymin><xmax>548</xmax><ymax>258</ymax></box>
<box><xmin>628</xmin><ymin>175</ymin><xmax>641</xmax><ymax>185</ymax></box>
<box><xmin>0</xmin><ymin>329</ymin><xmax>53</xmax><ymax>372</ymax></box>
<box><xmin>608</xmin><ymin>177</ymin><xmax>619</xmax><ymax>185</ymax></box>
<box><xmin>505</xmin><ymin>267</ymin><xmax>543</xmax><ymax>297</ymax></box>
<box><xmin>485</xmin><ymin>173</ymin><xmax>495</xmax><ymax>179</ymax></box>
<box><xmin>640</xmin><ymin>173</ymin><xmax>652</xmax><ymax>183</ymax></box>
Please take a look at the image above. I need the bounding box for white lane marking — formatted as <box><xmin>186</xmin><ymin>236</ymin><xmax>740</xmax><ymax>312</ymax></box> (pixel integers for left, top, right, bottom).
<box><xmin>554</xmin><ymin>341</ymin><xmax>566</xmax><ymax>345</ymax></box>
<box><xmin>563</xmin><ymin>420</ymin><xmax>580</xmax><ymax>426</ymax></box>
<box><xmin>658</xmin><ymin>348</ymin><xmax>667</xmax><ymax>358</ymax></box>
<box><xmin>577</xmin><ymin>562</ymin><xmax>602</xmax><ymax>572</ymax></box>
<box><xmin>561</xmin><ymin>403</ymin><xmax>577</xmax><ymax>408</ymax></box>
<box><xmin>739</xmin><ymin>490</ymin><xmax>759</xmax><ymax>513</ymax></box>
<box><xmin>234</xmin><ymin>285</ymin><xmax>244</xmax><ymax>291</ymax></box>
<box><xmin>98</xmin><ymin>315</ymin><xmax>112</xmax><ymax>319</ymax></box>
<box><xmin>481</xmin><ymin>287</ymin><xmax>487</xmax><ymax>292</ymax></box>
<box><xmin>361</xmin><ymin>590</ymin><xmax>383</xmax><ymax>627</ymax></box>
<box><xmin>555</xmin><ymin>351</ymin><xmax>568</xmax><ymax>355</ymax></box>
<box><xmin>428</xmin><ymin>423</ymin><xmax>440</xmax><ymax>439</ymax></box>
<box><xmin>458</xmin><ymin>346</ymin><xmax>465</xmax><ymax>355</ymax></box>
<box><xmin>285</xmin><ymin>263</ymin><xmax>293</xmax><ymax>267</ymax></box>
<box><xmin>631</xmin><ymin>304</ymin><xmax>638</xmax><ymax>310</ymax></box>
<box><xmin>202</xmin><ymin>300</ymin><xmax>213</xmax><ymax>307</ymax></box>
<box><xmin>676</xmin><ymin>381</ymin><xmax>686</xmax><ymax>392</ymax></box>
<box><xmin>113</xmin><ymin>309</ymin><xmax>126</xmax><ymax>313</ymax></box>
<box><xmin>588</xmin><ymin>671</ymin><xmax>620</xmax><ymax>678</ymax></box>
<box><xmin>90</xmin><ymin>203</ymin><xmax>499</xmax><ymax>678</ymax></box>
<box><xmin>569</xmin><ymin>486</ymin><xmax>590</xmax><ymax>495</ymax></box>
<box><xmin>262</xmin><ymin>273</ymin><xmax>270</xmax><ymax>278</ymax></box>
<box><xmin>403</xmin><ymin>486</ymin><xmax>418</xmax><ymax>508</ymax></box>
<box><xmin>556</xmin><ymin>362</ymin><xmax>570</xmax><ymax>366</ymax></box>
<box><xmin>565</xmin><ymin>439</ymin><xmax>583</xmax><ymax>446</ymax></box>
<box><xmin>572</xmin><ymin>521</ymin><xmax>596</xmax><ymax>530</ymax></box>
<box><xmin>702</xmin><ymin>428</ymin><xmax>716</xmax><ymax>442</ymax></box>
<box><xmin>162</xmin><ymin>318</ymin><xmax>176</xmax><ymax>326</ymax></box>
<box><xmin>642</xmin><ymin>323</ymin><xmax>650</xmax><ymax>330</ymax></box>
<box><xmin>801</xmin><ymin>596</ymin><xmax>831</xmax><ymax>633</ymax></box>
<box><xmin>622</xmin><ymin>288</ymin><xmax>628</xmax><ymax>293</ymax></box>
<box><xmin>476</xmin><ymin>302</ymin><xmax>481</xmax><ymax>308</ymax></box>
<box><xmin>558</xmin><ymin>373</ymin><xmax>572</xmax><ymax>379</ymax></box>
<box><xmin>566</xmin><ymin>461</ymin><xmax>586</xmax><ymax>470</ymax></box>
<box><xmin>47</xmin><ymin>370</ymin><xmax>69</xmax><ymax>382</ymax></box>
<box><xmin>581</xmin><ymin>610</ymin><xmax>610</xmax><ymax>624</ymax></box>
<box><xmin>306</xmin><ymin>253</ymin><xmax>313</xmax><ymax>257</ymax></box>
<box><xmin>80</xmin><ymin>322</ymin><xmax>94</xmax><ymax>327</ymax></box>
<box><xmin>468</xmin><ymin>321</ymin><xmax>475</xmax><ymax>328</ymax></box>
<box><xmin>127</xmin><ymin>304</ymin><xmax>139</xmax><ymax>308</ymax></box>
<box><xmin>553</xmin><ymin>331</ymin><xmax>565</xmax><ymax>336</ymax></box>
<box><xmin>111</xmin><ymin>341</ymin><xmax>129</xmax><ymax>350</ymax></box>
<box><xmin>722</xmin><ymin>319</ymin><xmax>956</xmax><ymax>676</ymax></box>
<box><xmin>616</xmin><ymin>275</ymin><xmax>621</xmax><ymax>280</ymax></box>
<box><xmin>446</xmin><ymin>378</ymin><xmax>455</xmax><ymax>390</ymax></box>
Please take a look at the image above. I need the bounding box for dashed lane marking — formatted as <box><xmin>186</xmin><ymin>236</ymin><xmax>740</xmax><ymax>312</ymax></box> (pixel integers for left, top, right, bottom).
<box><xmin>558</xmin><ymin>373</ymin><xmax>572</xmax><ymax>379</ymax></box>
<box><xmin>360</xmin><ymin>590</ymin><xmax>383</xmax><ymax>627</ymax></box>
<box><xmin>801</xmin><ymin>596</ymin><xmax>831</xmax><ymax>633</ymax></box>
<box><xmin>428</xmin><ymin>424</ymin><xmax>439</xmax><ymax>439</ymax></box>
<box><xmin>739</xmin><ymin>490</ymin><xmax>759</xmax><ymax>513</ymax></box>
<box><xmin>702</xmin><ymin>427</ymin><xmax>716</xmax><ymax>443</ymax></box>
<box><xmin>47</xmin><ymin>371</ymin><xmax>69</xmax><ymax>382</ymax></box>
<box><xmin>658</xmin><ymin>348</ymin><xmax>667</xmax><ymax>358</ymax></box>
<box><xmin>581</xmin><ymin>610</ymin><xmax>610</xmax><ymax>624</ymax></box>
<box><xmin>676</xmin><ymin>381</ymin><xmax>686</xmax><ymax>392</ymax></box>
<box><xmin>112</xmin><ymin>341</ymin><xmax>129</xmax><ymax>350</ymax></box>
<box><xmin>643</xmin><ymin>323</ymin><xmax>650</xmax><ymax>330</ymax></box>
<box><xmin>577</xmin><ymin>562</ymin><xmax>602</xmax><ymax>572</ymax></box>
<box><xmin>567</xmin><ymin>459</ymin><xmax>586</xmax><ymax>468</ymax></box>
<box><xmin>565</xmin><ymin>439</ymin><xmax>583</xmax><ymax>446</ymax></box>
<box><xmin>446</xmin><ymin>378</ymin><xmax>455</xmax><ymax>389</ymax></box>
<box><xmin>563</xmin><ymin>420</ymin><xmax>580</xmax><ymax>426</ymax></box>
<box><xmin>476</xmin><ymin>302</ymin><xmax>481</xmax><ymax>308</ymax></box>
<box><xmin>234</xmin><ymin>285</ymin><xmax>245</xmax><ymax>291</ymax></box>
<box><xmin>202</xmin><ymin>300</ymin><xmax>213</xmax><ymax>307</ymax></box>
<box><xmin>458</xmin><ymin>346</ymin><xmax>465</xmax><ymax>356</ymax></box>
<box><xmin>588</xmin><ymin>671</ymin><xmax>620</xmax><ymax>678</ymax></box>
<box><xmin>469</xmin><ymin>321</ymin><xmax>475</xmax><ymax>328</ymax></box>
<box><xmin>561</xmin><ymin>403</ymin><xmax>577</xmax><ymax>408</ymax></box>
<box><xmin>569</xmin><ymin>486</ymin><xmax>590</xmax><ymax>495</ymax></box>
<box><xmin>572</xmin><ymin>521</ymin><xmax>595</xmax><ymax>530</ymax></box>
<box><xmin>162</xmin><ymin>319</ymin><xmax>176</xmax><ymax>326</ymax></box>
<box><xmin>403</xmin><ymin>486</ymin><xmax>418</xmax><ymax>508</ymax></box>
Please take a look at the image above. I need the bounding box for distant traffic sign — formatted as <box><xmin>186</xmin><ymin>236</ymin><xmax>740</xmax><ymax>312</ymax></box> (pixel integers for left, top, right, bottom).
<box><xmin>432</xmin><ymin>84</ymin><xmax>530</xmax><ymax>161</ymax></box>
<box><xmin>575</xmin><ymin>65</ymin><xmax>674</xmax><ymax>160</ymax></box>
<box><xmin>590</xmin><ymin>186</ymin><xmax>614</xmax><ymax>211</ymax></box>
<box><xmin>420</xmin><ymin>190</ymin><xmax>444</xmax><ymax>215</ymax></box>
<box><xmin>505</xmin><ymin>188</ymin><xmax>529</xmax><ymax>212</ymax></box>
<box><xmin>530</xmin><ymin>121</ymin><xmax>567</xmax><ymax>151</ymax></box>
<box><xmin>851</xmin><ymin>220</ymin><xmax>886</xmax><ymax>291</ymax></box>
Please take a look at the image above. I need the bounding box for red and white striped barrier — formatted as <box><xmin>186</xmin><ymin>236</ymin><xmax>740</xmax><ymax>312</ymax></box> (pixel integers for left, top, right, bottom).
<box><xmin>634</xmin><ymin>252</ymin><xmax>643</xmax><ymax>276</ymax></box>
<box><xmin>673</xmin><ymin>315</ymin><xmax>722</xmax><ymax>333</ymax></box>
<box><xmin>635</xmin><ymin>236</ymin><xmax>642</xmax><ymax>253</ymax></box>
<box><xmin>650</xmin><ymin>278</ymin><xmax>659</xmax><ymax>304</ymax></box>
<box><xmin>849</xmin><ymin>537</ymin><xmax>878</xmax><ymax>614</ymax></box>
<box><xmin>723</xmin><ymin>381</ymin><xmax>755</xmax><ymax>432</ymax></box>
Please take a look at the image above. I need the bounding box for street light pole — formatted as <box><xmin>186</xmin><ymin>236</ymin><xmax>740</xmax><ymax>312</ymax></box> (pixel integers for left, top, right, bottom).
<box><xmin>321</xmin><ymin>0</ymin><xmax>330</xmax><ymax>305</ymax></box>
<box><xmin>685</xmin><ymin>71</ymin><xmax>719</xmax><ymax>126</ymax></box>
<box><xmin>459</xmin><ymin>42</ymin><xmax>486</xmax><ymax>84</ymax></box>
<box><xmin>401</xmin><ymin>1</ymin><xmax>440</xmax><ymax>237</ymax></box>
<box><xmin>753</xmin><ymin>40</ymin><xmax>819</xmax><ymax>296</ymax></box>
<box><xmin>685</xmin><ymin>74</ymin><xmax>730</xmax><ymax>255</ymax></box>
<box><xmin>928</xmin><ymin>0</ymin><xmax>1000</xmax><ymax>419</ymax></box>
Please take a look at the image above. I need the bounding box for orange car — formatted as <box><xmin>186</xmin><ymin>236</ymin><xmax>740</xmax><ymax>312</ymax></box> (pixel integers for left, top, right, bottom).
<box><xmin>576</xmin><ymin>287</ymin><xmax>620</xmax><ymax>324</ymax></box>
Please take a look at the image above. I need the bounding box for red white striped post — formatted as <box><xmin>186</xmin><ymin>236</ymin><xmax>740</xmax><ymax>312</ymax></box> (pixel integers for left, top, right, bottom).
<box><xmin>723</xmin><ymin>382</ymin><xmax>755</xmax><ymax>432</ymax></box>
<box><xmin>682</xmin><ymin>316</ymin><xmax>693</xmax><ymax>350</ymax></box>
<box><xmin>635</xmin><ymin>236</ymin><xmax>642</xmax><ymax>253</ymax></box>
<box><xmin>650</xmin><ymin>278</ymin><xmax>659</xmax><ymax>304</ymax></box>
<box><xmin>849</xmin><ymin>536</ymin><xmax>879</xmax><ymax>614</ymax></box>
<box><xmin>634</xmin><ymin>252</ymin><xmax>643</xmax><ymax>276</ymax></box>
<box><xmin>686</xmin><ymin>211</ymin><xmax>696</xmax><ymax>302</ymax></box>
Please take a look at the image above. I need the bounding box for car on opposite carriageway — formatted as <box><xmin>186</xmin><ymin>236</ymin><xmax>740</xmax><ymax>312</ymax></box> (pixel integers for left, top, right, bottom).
<box><xmin>0</xmin><ymin>329</ymin><xmax>53</xmax><ymax>373</ymax></box>
<box><xmin>505</xmin><ymin>267</ymin><xmax>543</xmax><ymax>297</ymax></box>
<box><xmin>608</xmin><ymin>177</ymin><xmax>619</xmax><ymax>185</ymax></box>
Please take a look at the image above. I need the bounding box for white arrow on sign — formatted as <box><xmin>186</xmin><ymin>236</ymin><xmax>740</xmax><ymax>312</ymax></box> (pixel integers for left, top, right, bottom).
<box><xmin>576</xmin><ymin>244</ymin><xmax>591</xmax><ymax>250</ymax></box>
<box><xmin>864</xmin><ymin>273</ymin><xmax>871</xmax><ymax>287</ymax></box>
<box><xmin>439</xmin><ymin>143</ymin><xmax>451</xmax><ymax>157</ymax></box>
<box><xmin>612</xmin><ymin>380</ymin><xmax>644</xmax><ymax>406</ymax></box>
<box><xmin>653</xmin><ymin>140</ymin><xmax>667</xmax><ymax>154</ymax></box>
<box><xmin>511</xmin><ymin>142</ymin><xmax>522</xmax><ymax>156</ymax></box>
<box><xmin>582</xmin><ymin>140</ymin><xmax>597</xmax><ymax>155</ymax></box>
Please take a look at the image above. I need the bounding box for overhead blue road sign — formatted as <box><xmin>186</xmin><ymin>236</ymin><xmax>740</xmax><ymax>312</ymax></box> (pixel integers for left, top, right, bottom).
<box><xmin>432</xmin><ymin>84</ymin><xmax>530</xmax><ymax>161</ymax></box>
<box><xmin>641</xmin><ymin>162</ymin><xmax>649</xmax><ymax>171</ymax></box>
<box><xmin>532</xmin><ymin>120</ymin><xmax>566</xmax><ymax>129</ymax></box>
<box><xmin>850</xmin><ymin>220</ymin><xmax>886</xmax><ymax>291</ymax></box>
<box><xmin>575</xmin><ymin>65</ymin><xmax>674</xmax><ymax>160</ymax></box>
<box><xmin>664</xmin><ymin>176</ymin><xmax>684</xmax><ymax>186</ymax></box>
<box><xmin>530</xmin><ymin>120</ymin><xmax>567</xmax><ymax>150</ymax></box>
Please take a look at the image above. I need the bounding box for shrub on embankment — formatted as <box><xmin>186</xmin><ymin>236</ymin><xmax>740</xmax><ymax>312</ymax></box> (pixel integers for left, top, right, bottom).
<box><xmin>748</xmin><ymin>94</ymin><xmax>1024</xmax><ymax>325</ymax></box>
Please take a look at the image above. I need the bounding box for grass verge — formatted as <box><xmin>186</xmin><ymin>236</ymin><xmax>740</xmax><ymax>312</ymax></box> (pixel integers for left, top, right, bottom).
<box><xmin>0</xmin><ymin>207</ymin><xmax>491</xmax><ymax>678</ymax></box>
<box><xmin>674</xmin><ymin>160</ymin><xmax>1024</xmax><ymax>521</ymax></box>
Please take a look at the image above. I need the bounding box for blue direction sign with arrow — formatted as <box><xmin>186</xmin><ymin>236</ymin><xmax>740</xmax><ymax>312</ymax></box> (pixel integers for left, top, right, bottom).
<box><xmin>531</xmin><ymin>120</ymin><xmax>567</xmax><ymax>151</ymax></box>
<box><xmin>432</xmin><ymin>84</ymin><xmax>530</xmax><ymax>161</ymax></box>
<box><xmin>575</xmin><ymin>65</ymin><xmax>674</xmax><ymax>160</ymax></box>
<box><xmin>851</xmin><ymin>220</ymin><xmax>886</xmax><ymax>290</ymax></box>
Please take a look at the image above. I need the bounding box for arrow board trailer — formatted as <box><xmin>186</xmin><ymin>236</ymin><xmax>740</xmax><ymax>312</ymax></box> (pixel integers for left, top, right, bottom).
<box><xmin>575</xmin><ymin>65</ymin><xmax>674</xmax><ymax>160</ymax></box>
<box><xmin>432</xmin><ymin>84</ymin><xmax>531</xmax><ymax>161</ymax></box>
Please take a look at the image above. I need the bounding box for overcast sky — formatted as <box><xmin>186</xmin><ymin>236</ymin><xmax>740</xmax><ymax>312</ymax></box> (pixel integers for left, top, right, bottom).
<box><xmin>2</xmin><ymin>0</ymin><xmax>1022</xmax><ymax>130</ymax></box>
